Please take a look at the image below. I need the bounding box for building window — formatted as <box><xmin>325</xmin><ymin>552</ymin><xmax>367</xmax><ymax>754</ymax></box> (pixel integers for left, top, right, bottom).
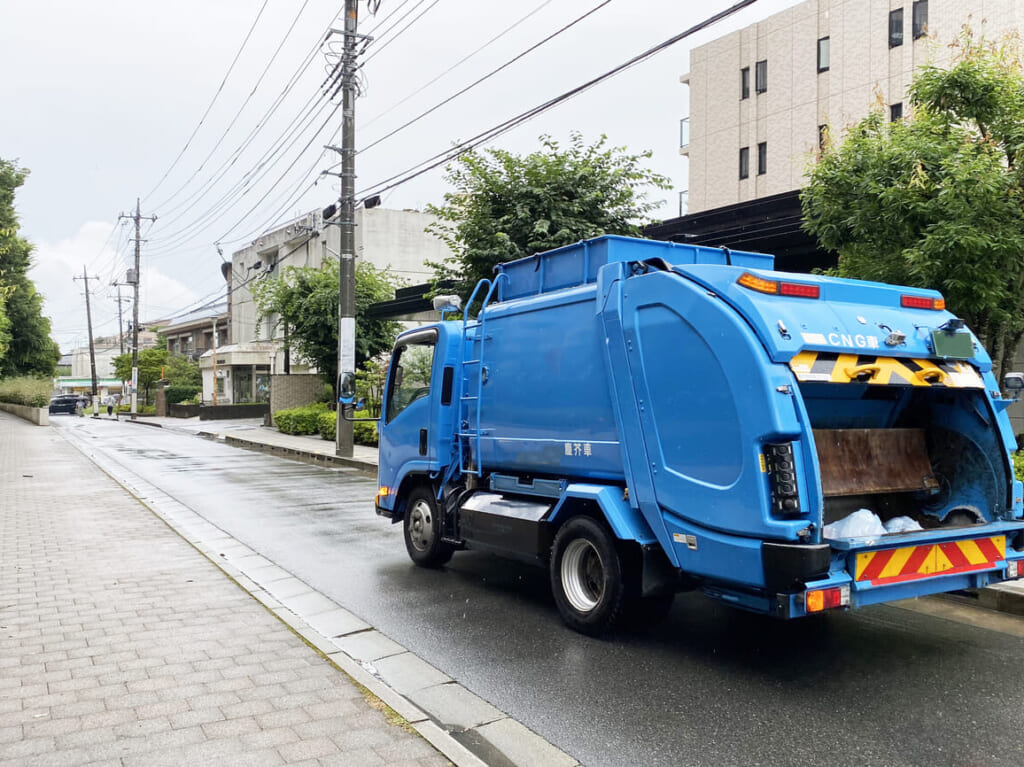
<box><xmin>757</xmin><ymin>142</ymin><xmax>767</xmax><ymax>175</ymax></box>
<box><xmin>755</xmin><ymin>60</ymin><xmax>767</xmax><ymax>93</ymax></box>
<box><xmin>889</xmin><ymin>8</ymin><xmax>904</xmax><ymax>48</ymax></box>
<box><xmin>818</xmin><ymin>124</ymin><xmax>828</xmax><ymax>151</ymax></box>
<box><xmin>817</xmin><ymin>37</ymin><xmax>830</xmax><ymax>73</ymax></box>
<box><xmin>740</xmin><ymin>67</ymin><xmax>750</xmax><ymax>99</ymax></box>
<box><xmin>890</xmin><ymin>102</ymin><xmax>903</xmax><ymax>122</ymax></box>
<box><xmin>739</xmin><ymin>147</ymin><xmax>750</xmax><ymax>179</ymax></box>
<box><xmin>912</xmin><ymin>0</ymin><xmax>928</xmax><ymax>39</ymax></box>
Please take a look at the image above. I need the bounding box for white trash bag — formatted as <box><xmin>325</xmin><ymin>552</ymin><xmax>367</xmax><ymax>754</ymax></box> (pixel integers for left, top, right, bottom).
<box><xmin>883</xmin><ymin>515</ymin><xmax>923</xmax><ymax>534</ymax></box>
<box><xmin>822</xmin><ymin>509</ymin><xmax>886</xmax><ymax>539</ymax></box>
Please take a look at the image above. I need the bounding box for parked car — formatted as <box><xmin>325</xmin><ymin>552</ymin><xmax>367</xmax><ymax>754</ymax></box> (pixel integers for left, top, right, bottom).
<box><xmin>48</xmin><ymin>395</ymin><xmax>80</xmax><ymax>415</ymax></box>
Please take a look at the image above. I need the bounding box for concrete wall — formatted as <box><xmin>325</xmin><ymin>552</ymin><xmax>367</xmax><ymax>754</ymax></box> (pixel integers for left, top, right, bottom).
<box><xmin>0</xmin><ymin>402</ymin><xmax>49</xmax><ymax>425</ymax></box>
<box><xmin>683</xmin><ymin>0</ymin><xmax>1022</xmax><ymax>213</ymax></box>
<box><xmin>268</xmin><ymin>374</ymin><xmax>325</xmax><ymax>426</ymax></box>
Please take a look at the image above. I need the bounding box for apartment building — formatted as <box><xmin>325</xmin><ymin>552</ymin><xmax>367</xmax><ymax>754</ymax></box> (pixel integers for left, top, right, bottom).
<box><xmin>680</xmin><ymin>0</ymin><xmax>1022</xmax><ymax>214</ymax></box>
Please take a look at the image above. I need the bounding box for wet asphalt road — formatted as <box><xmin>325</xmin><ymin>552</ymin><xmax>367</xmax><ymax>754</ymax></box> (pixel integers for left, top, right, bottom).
<box><xmin>58</xmin><ymin>417</ymin><xmax>1024</xmax><ymax>767</ymax></box>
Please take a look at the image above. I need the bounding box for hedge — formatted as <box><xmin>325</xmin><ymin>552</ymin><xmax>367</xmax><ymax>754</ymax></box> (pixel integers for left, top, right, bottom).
<box><xmin>165</xmin><ymin>385</ymin><xmax>202</xmax><ymax>405</ymax></box>
<box><xmin>0</xmin><ymin>376</ymin><xmax>52</xmax><ymax>408</ymax></box>
<box><xmin>317</xmin><ymin>410</ymin><xmax>377</xmax><ymax>446</ymax></box>
<box><xmin>274</xmin><ymin>402</ymin><xmax>328</xmax><ymax>435</ymax></box>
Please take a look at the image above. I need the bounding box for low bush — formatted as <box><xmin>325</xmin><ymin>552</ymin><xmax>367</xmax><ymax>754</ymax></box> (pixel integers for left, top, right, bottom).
<box><xmin>274</xmin><ymin>402</ymin><xmax>328</xmax><ymax>435</ymax></box>
<box><xmin>165</xmin><ymin>385</ymin><xmax>202</xmax><ymax>405</ymax></box>
<box><xmin>317</xmin><ymin>411</ymin><xmax>335</xmax><ymax>441</ymax></box>
<box><xmin>0</xmin><ymin>376</ymin><xmax>52</xmax><ymax>408</ymax></box>
<box><xmin>353</xmin><ymin>418</ymin><xmax>378</xmax><ymax>447</ymax></box>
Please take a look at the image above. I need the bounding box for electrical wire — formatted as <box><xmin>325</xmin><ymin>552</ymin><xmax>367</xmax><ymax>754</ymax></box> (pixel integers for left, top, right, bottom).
<box><xmin>358</xmin><ymin>0</ymin><xmax>612</xmax><ymax>155</ymax></box>
<box><xmin>356</xmin><ymin>0</ymin><xmax>762</xmax><ymax>200</ymax></box>
<box><xmin>361</xmin><ymin>0</ymin><xmax>446</xmax><ymax>66</ymax></box>
<box><xmin>142</xmin><ymin>0</ymin><xmax>272</xmax><ymax>205</ymax></box>
<box><xmin>149</xmin><ymin>0</ymin><xmax>314</xmax><ymax>213</ymax></box>
<box><xmin>360</xmin><ymin>0</ymin><xmax>556</xmax><ymax>131</ymax></box>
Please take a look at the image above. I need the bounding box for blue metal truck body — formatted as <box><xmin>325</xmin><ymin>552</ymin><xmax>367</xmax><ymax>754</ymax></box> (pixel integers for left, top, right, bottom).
<box><xmin>376</xmin><ymin>235</ymin><xmax>1024</xmax><ymax>634</ymax></box>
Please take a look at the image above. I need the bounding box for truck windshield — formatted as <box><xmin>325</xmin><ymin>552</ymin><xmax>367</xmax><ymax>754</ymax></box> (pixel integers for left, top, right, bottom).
<box><xmin>386</xmin><ymin>342</ymin><xmax>435</xmax><ymax>422</ymax></box>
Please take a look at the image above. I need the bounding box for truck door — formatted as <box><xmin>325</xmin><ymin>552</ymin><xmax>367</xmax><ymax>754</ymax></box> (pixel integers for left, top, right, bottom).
<box><xmin>378</xmin><ymin>329</ymin><xmax>439</xmax><ymax>501</ymax></box>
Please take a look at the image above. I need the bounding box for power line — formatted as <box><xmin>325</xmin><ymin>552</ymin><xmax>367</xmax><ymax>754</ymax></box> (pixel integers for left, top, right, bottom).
<box><xmin>358</xmin><ymin>0</ymin><xmax>612</xmax><ymax>156</ymax></box>
<box><xmin>361</xmin><ymin>0</ymin><xmax>445</xmax><ymax>66</ymax></box>
<box><xmin>356</xmin><ymin>0</ymin><xmax>762</xmax><ymax>200</ymax></box>
<box><xmin>360</xmin><ymin>0</ymin><xmax>556</xmax><ymax>132</ymax></box>
<box><xmin>149</xmin><ymin>0</ymin><xmax>315</xmax><ymax>213</ymax></box>
<box><xmin>143</xmin><ymin>0</ymin><xmax>272</xmax><ymax>204</ymax></box>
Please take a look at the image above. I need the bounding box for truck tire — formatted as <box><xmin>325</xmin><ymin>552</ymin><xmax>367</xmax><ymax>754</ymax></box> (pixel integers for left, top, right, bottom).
<box><xmin>403</xmin><ymin>486</ymin><xmax>454</xmax><ymax>567</ymax></box>
<box><xmin>550</xmin><ymin>516</ymin><xmax>625</xmax><ymax>636</ymax></box>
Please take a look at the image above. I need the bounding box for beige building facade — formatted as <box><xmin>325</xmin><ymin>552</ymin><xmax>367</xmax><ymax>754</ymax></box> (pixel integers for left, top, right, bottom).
<box><xmin>681</xmin><ymin>0</ymin><xmax>1022</xmax><ymax>214</ymax></box>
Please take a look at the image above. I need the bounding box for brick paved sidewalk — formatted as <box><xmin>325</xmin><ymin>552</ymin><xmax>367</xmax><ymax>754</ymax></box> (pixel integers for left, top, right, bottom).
<box><xmin>0</xmin><ymin>414</ymin><xmax>450</xmax><ymax>766</ymax></box>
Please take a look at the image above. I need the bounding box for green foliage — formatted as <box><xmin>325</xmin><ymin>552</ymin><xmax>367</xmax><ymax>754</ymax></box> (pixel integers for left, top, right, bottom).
<box><xmin>274</xmin><ymin>402</ymin><xmax>328</xmax><ymax>435</ymax></box>
<box><xmin>352</xmin><ymin>416</ymin><xmax>378</xmax><ymax>447</ymax></box>
<box><xmin>164</xmin><ymin>354</ymin><xmax>201</xmax><ymax>387</ymax></box>
<box><xmin>356</xmin><ymin>358</ymin><xmax>388</xmax><ymax>418</ymax></box>
<box><xmin>0</xmin><ymin>376</ymin><xmax>51</xmax><ymax>407</ymax></box>
<box><xmin>1013</xmin><ymin>448</ymin><xmax>1024</xmax><ymax>483</ymax></box>
<box><xmin>802</xmin><ymin>32</ymin><xmax>1024</xmax><ymax>380</ymax></box>
<box><xmin>165</xmin><ymin>385</ymin><xmax>202</xmax><ymax>405</ymax></box>
<box><xmin>112</xmin><ymin>347</ymin><xmax>169</xmax><ymax>405</ymax></box>
<box><xmin>427</xmin><ymin>132</ymin><xmax>671</xmax><ymax>302</ymax></box>
<box><xmin>317</xmin><ymin>410</ymin><xmax>336</xmax><ymax>441</ymax></box>
<box><xmin>251</xmin><ymin>260</ymin><xmax>401</xmax><ymax>390</ymax></box>
<box><xmin>0</xmin><ymin>159</ymin><xmax>59</xmax><ymax>377</ymax></box>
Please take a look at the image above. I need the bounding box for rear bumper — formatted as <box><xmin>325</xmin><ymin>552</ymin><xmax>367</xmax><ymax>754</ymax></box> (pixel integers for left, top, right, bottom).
<box><xmin>775</xmin><ymin>526</ymin><xmax>1024</xmax><ymax>618</ymax></box>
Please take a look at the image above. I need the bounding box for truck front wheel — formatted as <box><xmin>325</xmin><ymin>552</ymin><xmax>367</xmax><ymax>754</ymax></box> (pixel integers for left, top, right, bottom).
<box><xmin>550</xmin><ymin>516</ymin><xmax>625</xmax><ymax>636</ymax></box>
<box><xmin>403</xmin><ymin>486</ymin><xmax>453</xmax><ymax>567</ymax></box>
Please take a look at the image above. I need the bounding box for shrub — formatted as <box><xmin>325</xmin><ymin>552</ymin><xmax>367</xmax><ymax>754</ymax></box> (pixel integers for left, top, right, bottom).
<box><xmin>0</xmin><ymin>376</ymin><xmax>52</xmax><ymax>408</ymax></box>
<box><xmin>274</xmin><ymin>402</ymin><xmax>328</xmax><ymax>435</ymax></box>
<box><xmin>165</xmin><ymin>385</ymin><xmax>202</xmax><ymax>405</ymax></box>
<box><xmin>353</xmin><ymin>418</ymin><xmax>378</xmax><ymax>447</ymax></box>
<box><xmin>317</xmin><ymin>411</ymin><xmax>336</xmax><ymax>441</ymax></box>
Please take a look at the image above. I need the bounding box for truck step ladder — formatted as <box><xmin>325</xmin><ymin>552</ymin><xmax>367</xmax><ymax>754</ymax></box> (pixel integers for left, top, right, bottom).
<box><xmin>456</xmin><ymin>275</ymin><xmax>506</xmax><ymax>477</ymax></box>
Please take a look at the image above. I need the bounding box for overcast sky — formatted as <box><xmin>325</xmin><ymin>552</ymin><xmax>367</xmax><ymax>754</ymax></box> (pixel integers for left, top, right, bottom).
<box><xmin>0</xmin><ymin>0</ymin><xmax>799</xmax><ymax>352</ymax></box>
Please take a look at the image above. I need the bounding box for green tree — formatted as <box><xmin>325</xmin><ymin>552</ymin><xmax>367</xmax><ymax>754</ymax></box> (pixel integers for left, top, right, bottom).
<box><xmin>164</xmin><ymin>353</ymin><xmax>201</xmax><ymax>387</ymax></box>
<box><xmin>251</xmin><ymin>260</ymin><xmax>402</xmax><ymax>388</ymax></box>
<box><xmin>427</xmin><ymin>132</ymin><xmax>672</xmax><ymax>301</ymax></box>
<box><xmin>801</xmin><ymin>33</ymin><xmax>1024</xmax><ymax>380</ymax></box>
<box><xmin>0</xmin><ymin>159</ymin><xmax>60</xmax><ymax>377</ymax></box>
<box><xmin>113</xmin><ymin>347</ymin><xmax>168</xmax><ymax>405</ymax></box>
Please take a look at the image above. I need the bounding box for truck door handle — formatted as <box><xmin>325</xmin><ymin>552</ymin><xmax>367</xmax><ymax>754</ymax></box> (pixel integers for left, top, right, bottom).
<box><xmin>419</xmin><ymin>429</ymin><xmax>428</xmax><ymax>456</ymax></box>
<box><xmin>844</xmin><ymin>364</ymin><xmax>880</xmax><ymax>382</ymax></box>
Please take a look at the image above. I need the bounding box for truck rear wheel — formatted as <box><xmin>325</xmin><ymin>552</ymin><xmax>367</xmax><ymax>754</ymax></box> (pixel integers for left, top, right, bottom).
<box><xmin>550</xmin><ymin>516</ymin><xmax>625</xmax><ymax>636</ymax></box>
<box><xmin>403</xmin><ymin>486</ymin><xmax>453</xmax><ymax>567</ymax></box>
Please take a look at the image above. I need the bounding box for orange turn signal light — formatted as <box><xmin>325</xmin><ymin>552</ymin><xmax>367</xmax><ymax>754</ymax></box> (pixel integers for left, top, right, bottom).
<box><xmin>377</xmin><ymin>486</ymin><xmax>391</xmax><ymax>499</ymax></box>
<box><xmin>805</xmin><ymin>585</ymin><xmax>850</xmax><ymax>613</ymax></box>
<box><xmin>737</xmin><ymin>272</ymin><xmax>820</xmax><ymax>299</ymax></box>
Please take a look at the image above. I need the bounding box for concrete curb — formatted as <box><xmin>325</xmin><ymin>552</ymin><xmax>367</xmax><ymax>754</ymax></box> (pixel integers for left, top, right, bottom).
<box><xmin>58</xmin><ymin>423</ymin><xmax>580</xmax><ymax>767</ymax></box>
<box><xmin>223</xmin><ymin>434</ymin><xmax>378</xmax><ymax>476</ymax></box>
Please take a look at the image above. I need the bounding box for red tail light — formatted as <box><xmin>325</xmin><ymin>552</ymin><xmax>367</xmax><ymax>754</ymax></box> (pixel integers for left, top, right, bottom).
<box><xmin>900</xmin><ymin>294</ymin><xmax>945</xmax><ymax>310</ymax></box>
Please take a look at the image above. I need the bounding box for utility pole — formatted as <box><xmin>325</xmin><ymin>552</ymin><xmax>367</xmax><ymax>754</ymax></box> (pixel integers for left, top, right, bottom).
<box><xmin>119</xmin><ymin>199</ymin><xmax>157</xmax><ymax>420</ymax></box>
<box><xmin>326</xmin><ymin>0</ymin><xmax>361</xmax><ymax>458</ymax></box>
<box><xmin>111</xmin><ymin>283</ymin><xmax>130</xmax><ymax>356</ymax></box>
<box><xmin>73</xmin><ymin>268</ymin><xmax>100</xmax><ymax>416</ymax></box>
<box><xmin>211</xmin><ymin>318</ymin><xmax>219</xmax><ymax>406</ymax></box>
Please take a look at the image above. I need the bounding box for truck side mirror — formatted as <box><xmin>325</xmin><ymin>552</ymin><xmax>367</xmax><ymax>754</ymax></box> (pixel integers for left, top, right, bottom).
<box><xmin>338</xmin><ymin>371</ymin><xmax>357</xmax><ymax>405</ymax></box>
<box><xmin>1003</xmin><ymin>372</ymin><xmax>1024</xmax><ymax>393</ymax></box>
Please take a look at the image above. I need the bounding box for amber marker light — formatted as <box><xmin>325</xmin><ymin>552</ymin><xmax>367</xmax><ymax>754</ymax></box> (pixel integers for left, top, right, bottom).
<box><xmin>377</xmin><ymin>486</ymin><xmax>391</xmax><ymax>499</ymax></box>
<box><xmin>737</xmin><ymin>272</ymin><xmax>820</xmax><ymax>299</ymax></box>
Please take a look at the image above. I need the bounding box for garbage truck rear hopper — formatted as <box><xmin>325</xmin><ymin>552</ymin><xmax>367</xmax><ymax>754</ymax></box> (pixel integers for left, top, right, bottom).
<box><xmin>369</xmin><ymin>235</ymin><xmax>1024</xmax><ymax>635</ymax></box>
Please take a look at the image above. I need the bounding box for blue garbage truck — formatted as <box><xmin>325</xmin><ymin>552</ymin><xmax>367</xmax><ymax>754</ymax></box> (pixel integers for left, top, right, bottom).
<box><xmin>372</xmin><ymin>235</ymin><xmax>1024</xmax><ymax>635</ymax></box>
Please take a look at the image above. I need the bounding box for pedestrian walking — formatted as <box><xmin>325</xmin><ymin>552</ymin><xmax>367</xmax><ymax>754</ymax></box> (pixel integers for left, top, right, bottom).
<box><xmin>105</xmin><ymin>394</ymin><xmax>115</xmax><ymax>417</ymax></box>
<box><xmin>76</xmin><ymin>395</ymin><xmax>85</xmax><ymax>417</ymax></box>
